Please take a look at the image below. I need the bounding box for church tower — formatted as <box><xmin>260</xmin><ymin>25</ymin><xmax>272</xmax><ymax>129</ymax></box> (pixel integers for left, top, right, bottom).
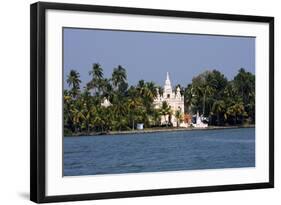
<box><xmin>164</xmin><ymin>72</ymin><xmax>173</xmax><ymax>99</ymax></box>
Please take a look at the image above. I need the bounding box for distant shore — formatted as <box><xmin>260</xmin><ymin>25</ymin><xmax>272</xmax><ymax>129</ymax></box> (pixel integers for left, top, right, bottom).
<box><xmin>65</xmin><ymin>124</ymin><xmax>255</xmax><ymax>137</ymax></box>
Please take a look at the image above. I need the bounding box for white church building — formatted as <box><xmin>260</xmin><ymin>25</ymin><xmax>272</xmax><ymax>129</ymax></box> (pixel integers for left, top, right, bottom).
<box><xmin>101</xmin><ymin>72</ymin><xmax>208</xmax><ymax>128</ymax></box>
<box><xmin>153</xmin><ymin>72</ymin><xmax>187</xmax><ymax>127</ymax></box>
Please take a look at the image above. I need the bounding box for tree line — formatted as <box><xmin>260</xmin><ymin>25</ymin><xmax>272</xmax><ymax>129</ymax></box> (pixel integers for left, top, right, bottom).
<box><xmin>64</xmin><ymin>63</ymin><xmax>255</xmax><ymax>135</ymax></box>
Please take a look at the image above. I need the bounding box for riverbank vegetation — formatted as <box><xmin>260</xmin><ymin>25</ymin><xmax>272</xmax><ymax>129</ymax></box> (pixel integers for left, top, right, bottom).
<box><xmin>64</xmin><ymin>64</ymin><xmax>255</xmax><ymax>135</ymax></box>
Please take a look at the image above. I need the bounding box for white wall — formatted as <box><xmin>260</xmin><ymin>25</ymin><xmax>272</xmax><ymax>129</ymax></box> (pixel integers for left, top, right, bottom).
<box><xmin>0</xmin><ymin>0</ymin><xmax>279</xmax><ymax>204</ymax></box>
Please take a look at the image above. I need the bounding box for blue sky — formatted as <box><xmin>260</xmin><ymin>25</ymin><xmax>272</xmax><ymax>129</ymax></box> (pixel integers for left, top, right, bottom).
<box><xmin>63</xmin><ymin>28</ymin><xmax>255</xmax><ymax>89</ymax></box>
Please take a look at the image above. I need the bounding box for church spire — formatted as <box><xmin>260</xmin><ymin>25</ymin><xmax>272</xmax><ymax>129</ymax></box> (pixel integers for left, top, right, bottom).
<box><xmin>165</xmin><ymin>72</ymin><xmax>171</xmax><ymax>86</ymax></box>
<box><xmin>164</xmin><ymin>72</ymin><xmax>172</xmax><ymax>95</ymax></box>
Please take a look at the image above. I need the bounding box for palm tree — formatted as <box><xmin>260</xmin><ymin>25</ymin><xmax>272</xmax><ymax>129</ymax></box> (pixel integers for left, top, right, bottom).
<box><xmin>66</xmin><ymin>70</ymin><xmax>81</xmax><ymax>98</ymax></box>
<box><xmin>91</xmin><ymin>106</ymin><xmax>105</xmax><ymax>132</ymax></box>
<box><xmin>79</xmin><ymin>107</ymin><xmax>92</xmax><ymax>134</ymax></box>
<box><xmin>63</xmin><ymin>90</ymin><xmax>73</xmax><ymax>133</ymax></box>
<box><xmin>136</xmin><ymin>80</ymin><xmax>145</xmax><ymax>96</ymax></box>
<box><xmin>202</xmin><ymin>84</ymin><xmax>214</xmax><ymax>116</ymax></box>
<box><xmin>74</xmin><ymin>90</ymin><xmax>93</xmax><ymax>134</ymax></box>
<box><xmin>113</xmin><ymin>117</ymin><xmax>129</xmax><ymax>132</ymax></box>
<box><xmin>175</xmin><ymin>110</ymin><xmax>183</xmax><ymax>127</ymax></box>
<box><xmin>151</xmin><ymin>108</ymin><xmax>161</xmax><ymax>126</ymax></box>
<box><xmin>112</xmin><ymin>65</ymin><xmax>127</xmax><ymax>90</ymax></box>
<box><xmin>88</xmin><ymin>63</ymin><xmax>104</xmax><ymax>95</ymax></box>
<box><xmin>112</xmin><ymin>99</ymin><xmax>128</xmax><ymax>126</ymax></box>
<box><xmin>89</xmin><ymin>63</ymin><xmax>103</xmax><ymax>79</ymax></box>
<box><xmin>233</xmin><ymin>68</ymin><xmax>255</xmax><ymax>122</ymax></box>
<box><xmin>192</xmin><ymin>84</ymin><xmax>214</xmax><ymax>117</ymax></box>
<box><xmin>184</xmin><ymin>84</ymin><xmax>193</xmax><ymax>114</ymax></box>
<box><xmin>70</xmin><ymin>105</ymin><xmax>83</xmax><ymax>133</ymax></box>
<box><xmin>145</xmin><ymin>81</ymin><xmax>158</xmax><ymax>99</ymax></box>
<box><xmin>234</xmin><ymin>68</ymin><xmax>247</xmax><ymax>100</ymax></box>
<box><xmin>211</xmin><ymin>100</ymin><xmax>226</xmax><ymax>125</ymax></box>
<box><xmin>144</xmin><ymin>82</ymin><xmax>158</xmax><ymax>115</ymax></box>
<box><xmin>223</xmin><ymin>82</ymin><xmax>237</xmax><ymax>98</ymax></box>
<box><xmin>226</xmin><ymin>101</ymin><xmax>247</xmax><ymax>125</ymax></box>
<box><xmin>136</xmin><ymin>81</ymin><xmax>157</xmax><ymax>101</ymax></box>
<box><xmin>135</xmin><ymin>80</ymin><xmax>158</xmax><ymax>127</ymax></box>
<box><xmin>100</xmin><ymin>78</ymin><xmax>112</xmax><ymax>99</ymax></box>
<box><xmin>127</xmin><ymin>97</ymin><xmax>142</xmax><ymax>130</ymax></box>
<box><xmin>160</xmin><ymin>101</ymin><xmax>172</xmax><ymax>126</ymax></box>
<box><xmin>102</xmin><ymin>106</ymin><xmax>113</xmax><ymax>132</ymax></box>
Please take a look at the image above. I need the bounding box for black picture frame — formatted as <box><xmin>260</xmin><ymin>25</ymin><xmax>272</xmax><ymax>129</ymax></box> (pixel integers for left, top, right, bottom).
<box><xmin>30</xmin><ymin>2</ymin><xmax>274</xmax><ymax>203</ymax></box>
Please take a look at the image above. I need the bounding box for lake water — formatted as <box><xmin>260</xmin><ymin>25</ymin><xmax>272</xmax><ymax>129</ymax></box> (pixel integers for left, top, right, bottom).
<box><xmin>64</xmin><ymin>128</ymin><xmax>255</xmax><ymax>176</ymax></box>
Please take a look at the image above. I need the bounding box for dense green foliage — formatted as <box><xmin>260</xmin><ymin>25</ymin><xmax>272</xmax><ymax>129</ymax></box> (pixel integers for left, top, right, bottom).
<box><xmin>184</xmin><ymin>68</ymin><xmax>255</xmax><ymax>125</ymax></box>
<box><xmin>64</xmin><ymin>64</ymin><xmax>255</xmax><ymax>135</ymax></box>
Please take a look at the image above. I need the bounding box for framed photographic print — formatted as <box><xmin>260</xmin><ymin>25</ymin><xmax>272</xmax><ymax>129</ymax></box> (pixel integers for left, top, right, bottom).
<box><xmin>30</xmin><ymin>2</ymin><xmax>274</xmax><ymax>203</ymax></box>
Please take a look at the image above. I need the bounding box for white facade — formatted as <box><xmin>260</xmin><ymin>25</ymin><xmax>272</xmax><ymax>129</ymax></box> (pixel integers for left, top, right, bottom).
<box><xmin>153</xmin><ymin>72</ymin><xmax>186</xmax><ymax>127</ymax></box>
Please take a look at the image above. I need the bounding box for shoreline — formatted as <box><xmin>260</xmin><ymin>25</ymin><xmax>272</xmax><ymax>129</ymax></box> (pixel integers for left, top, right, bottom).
<box><xmin>65</xmin><ymin>124</ymin><xmax>255</xmax><ymax>137</ymax></box>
